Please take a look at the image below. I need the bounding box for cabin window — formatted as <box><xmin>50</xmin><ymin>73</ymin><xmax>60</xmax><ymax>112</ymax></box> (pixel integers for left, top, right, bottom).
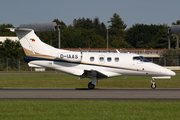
<box><xmin>107</xmin><ymin>57</ymin><xmax>111</xmax><ymax>62</ymax></box>
<box><xmin>99</xmin><ymin>57</ymin><xmax>104</xmax><ymax>62</ymax></box>
<box><xmin>115</xmin><ymin>57</ymin><xmax>119</xmax><ymax>62</ymax></box>
<box><xmin>90</xmin><ymin>57</ymin><xmax>94</xmax><ymax>62</ymax></box>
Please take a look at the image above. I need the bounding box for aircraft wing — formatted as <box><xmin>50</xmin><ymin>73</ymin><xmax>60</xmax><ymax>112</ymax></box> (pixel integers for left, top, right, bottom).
<box><xmin>79</xmin><ymin>70</ymin><xmax>122</xmax><ymax>80</ymax></box>
<box><xmin>28</xmin><ymin>63</ymin><xmax>44</xmax><ymax>68</ymax></box>
<box><xmin>79</xmin><ymin>70</ymin><xmax>108</xmax><ymax>80</ymax></box>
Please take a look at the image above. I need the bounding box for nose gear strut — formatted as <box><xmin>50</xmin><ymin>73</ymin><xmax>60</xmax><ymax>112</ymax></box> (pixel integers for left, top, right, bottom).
<box><xmin>151</xmin><ymin>78</ymin><xmax>156</xmax><ymax>89</ymax></box>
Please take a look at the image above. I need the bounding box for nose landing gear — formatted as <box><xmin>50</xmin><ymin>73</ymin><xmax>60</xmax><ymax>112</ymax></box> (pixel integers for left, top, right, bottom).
<box><xmin>151</xmin><ymin>78</ymin><xmax>156</xmax><ymax>89</ymax></box>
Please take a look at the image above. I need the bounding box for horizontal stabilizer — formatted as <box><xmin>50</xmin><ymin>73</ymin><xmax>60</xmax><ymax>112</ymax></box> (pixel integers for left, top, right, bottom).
<box><xmin>19</xmin><ymin>22</ymin><xmax>57</xmax><ymax>32</ymax></box>
<box><xmin>171</xmin><ymin>25</ymin><xmax>180</xmax><ymax>34</ymax></box>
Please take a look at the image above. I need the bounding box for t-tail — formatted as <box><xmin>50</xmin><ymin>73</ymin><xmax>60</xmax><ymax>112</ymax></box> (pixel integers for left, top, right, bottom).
<box><xmin>9</xmin><ymin>28</ymin><xmax>56</xmax><ymax>56</ymax></box>
<box><xmin>8</xmin><ymin>28</ymin><xmax>82</xmax><ymax>62</ymax></box>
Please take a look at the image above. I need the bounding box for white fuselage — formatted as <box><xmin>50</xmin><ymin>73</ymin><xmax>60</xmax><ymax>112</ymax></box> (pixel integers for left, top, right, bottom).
<box><xmin>28</xmin><ymin>52</ymin><xmax>175</xmax><ymax>78</ymax></box>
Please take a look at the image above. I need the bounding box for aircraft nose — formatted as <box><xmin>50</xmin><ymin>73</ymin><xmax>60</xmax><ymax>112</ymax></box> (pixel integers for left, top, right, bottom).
<box><xmin>161</xmin><ymin>69</ymin><xmax>176</xmax><ymax>76</ymax></box>
<box><xmin>169</xmin><ymin>70</ymin><xmax>176</xmax><ymax>76</ymax></box>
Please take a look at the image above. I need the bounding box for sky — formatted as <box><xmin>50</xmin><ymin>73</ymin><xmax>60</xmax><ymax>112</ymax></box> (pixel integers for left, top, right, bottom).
<box><xmin>0</xmin><ymin>0</ymin><xmax>180</xmax><ymax>29</ymax></box>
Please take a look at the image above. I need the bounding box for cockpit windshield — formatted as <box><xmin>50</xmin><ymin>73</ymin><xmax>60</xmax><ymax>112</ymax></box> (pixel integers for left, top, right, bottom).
<box><xmin>133</xmin><ymin>56</ymin><xmax>150</xmax><ymax>62</ymax></box>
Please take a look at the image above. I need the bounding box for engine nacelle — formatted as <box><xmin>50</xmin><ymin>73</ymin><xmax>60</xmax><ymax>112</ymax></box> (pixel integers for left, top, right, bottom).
<box><xmin>56</xmin><ymin>52</ymin><xmax>82</xmax><ymax>62</ymax></box>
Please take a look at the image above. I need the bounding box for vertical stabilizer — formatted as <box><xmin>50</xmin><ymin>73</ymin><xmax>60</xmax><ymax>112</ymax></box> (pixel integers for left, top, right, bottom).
<box><xmin>9</xmin><ymin>28</ymin><xmax>56</xmax><ymax>56</ymax></box>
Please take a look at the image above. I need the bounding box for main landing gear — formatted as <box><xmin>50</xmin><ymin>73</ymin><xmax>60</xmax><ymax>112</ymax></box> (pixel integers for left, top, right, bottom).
<box><xmin>151</xmin><ymin>78</ymin><xmax>156</xmax><ymax>89</ymax></box>
<box><xmin>88</xmin><ymin>82</ymin><xmax>95</xmax><ymax>89</ymax></box>
<box><xmin>88</xmin><ymin>77</ymin><xmax>97</xmax><ymax>89</ymax></box>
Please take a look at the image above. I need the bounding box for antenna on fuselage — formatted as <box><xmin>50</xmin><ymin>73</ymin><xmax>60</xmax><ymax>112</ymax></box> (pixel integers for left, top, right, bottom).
<box><xmin>116</xmin><ymin>49</ymin><xmax>120</xmax><ymax>53</ymax></box>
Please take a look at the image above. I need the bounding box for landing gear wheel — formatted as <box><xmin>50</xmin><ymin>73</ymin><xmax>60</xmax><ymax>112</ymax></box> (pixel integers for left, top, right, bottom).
<box><xmin>88</xmin><ymin>82</ymin><xmax>95</xmax><ymax>89</ymax></box>
<box><xmin>151</xmin><ymin>78</ymin><xmax>156</xmax><ymax>89</ymax></box>
<box><xmin>151</xmin><ymin>83</ymin><xmax>156</xmax><ymax>89</ymax></box>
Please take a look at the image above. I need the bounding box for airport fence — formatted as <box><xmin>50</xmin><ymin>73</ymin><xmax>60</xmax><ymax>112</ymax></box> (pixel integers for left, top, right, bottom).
<box><xmin>149</xmin><ymin>57</ymin><xmax>180</xmax><ymax>66</ymax></box>
<box><xmin>0</xmin><ymin>59</ymin><xmax>55</xmax><ymax>71</ymax></box>
<box><xmin>0</xmin><ymin>58</ymin><xmax>180</xmax><ymax>71</ymax></box>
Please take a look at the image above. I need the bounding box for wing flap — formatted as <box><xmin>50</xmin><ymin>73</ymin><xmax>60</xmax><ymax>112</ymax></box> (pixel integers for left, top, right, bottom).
<box><xmin>79</xmin><ymin>70</ymin><xmax>107</xmax><ymax>80</ymax></box>
<box><xmin>79</xmin><ymin>70</ymin><xmax>122</xmax><ymax>80</ymax></box>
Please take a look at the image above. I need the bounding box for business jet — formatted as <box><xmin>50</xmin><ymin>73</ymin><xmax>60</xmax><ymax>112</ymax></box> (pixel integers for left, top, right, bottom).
<box><xmin>8</xmin><ymin>27</ymin><xmax>175</xmax><ymax>89</ymax></box>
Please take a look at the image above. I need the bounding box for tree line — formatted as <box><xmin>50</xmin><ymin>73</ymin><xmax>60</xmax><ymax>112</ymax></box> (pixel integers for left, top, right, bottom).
<box><xmin>0</xmin><ymin>13</ymin><xmax>179</xmax><ymax>60</ymax></box>
<box><xmin>36</xmin><ymin>13</ymin><xmax>177</xmax><ymax>49</ymax></box>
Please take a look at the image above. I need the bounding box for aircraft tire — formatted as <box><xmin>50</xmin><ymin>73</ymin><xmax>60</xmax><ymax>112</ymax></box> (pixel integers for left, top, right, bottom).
<box><xmin>88</xmin><ymin>82</ymin><xmax>95</xmax><ymax>89</ymax></box>
<box><xmin>151</xmin><ymin>84</ymin><xmax>156</xmax><ymax>89</ymax></box>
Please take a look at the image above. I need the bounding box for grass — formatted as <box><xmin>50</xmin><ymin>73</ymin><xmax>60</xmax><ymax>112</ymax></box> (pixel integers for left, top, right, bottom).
<box><xmin>0</xmin><ymin>73</ymin><xmax>179</xmax><ymax>88</ymax></box>
<box><xmin>0</xmin><ymin>73</ymin><xmax>180</xmax><ymax>119</ymax></box>
<box><xmin>0</xmin><ymin>100</ymin><xmax>179</xmax><ymax>120</ymax></box>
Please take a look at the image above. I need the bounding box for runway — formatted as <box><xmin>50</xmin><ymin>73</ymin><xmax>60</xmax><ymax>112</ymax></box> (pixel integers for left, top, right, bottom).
<box><xmin>0</xmin><ymin>88</ymin><xmax>180</xmax><ymax>100</ymax></box>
